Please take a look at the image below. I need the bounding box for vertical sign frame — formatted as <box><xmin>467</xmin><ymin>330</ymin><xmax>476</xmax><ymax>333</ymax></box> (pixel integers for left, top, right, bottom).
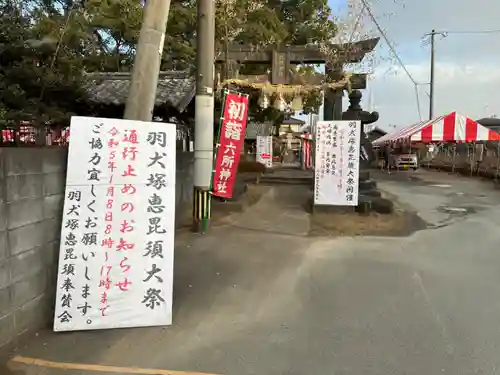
<box><xmin>54</xmin><ymin>117</ymin><xmax>176</xmax><ymax>331</ymax></box>
<box><xmin>314</xmin><ymin>120</ymin><xmax>361</xmax><ymax>206</ymax></box>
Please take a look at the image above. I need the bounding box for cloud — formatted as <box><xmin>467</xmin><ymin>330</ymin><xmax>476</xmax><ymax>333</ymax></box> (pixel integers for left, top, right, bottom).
<box><xmin>372</xmin><ymin>61</ymin><xmax>500</xmax><ymax>85</ymax></box>
<box><xmin>359</xmin><ymin>60</ymin><xmax>500</xmax><ymax>130</ymax></box>
<box><xmin>352</xmin><ymin>0</ymin><xmax>500</xmax><ymax>130</ymax></box>
<box><xmin>371</xmin><ymin>0</ymin><xmax>500</xmax><ymax>48</ymax></box>
<box><xmin>300</xmin><ymin>0</ymin><xmax>500</xmax><ymax>130</ymax></box>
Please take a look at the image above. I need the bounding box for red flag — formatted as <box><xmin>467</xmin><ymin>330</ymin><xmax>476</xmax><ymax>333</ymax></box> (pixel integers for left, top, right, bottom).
<box><xmin>212</xmin><ymin>92</ymin><xmax>249</xmax><ymax>198</ymax></box>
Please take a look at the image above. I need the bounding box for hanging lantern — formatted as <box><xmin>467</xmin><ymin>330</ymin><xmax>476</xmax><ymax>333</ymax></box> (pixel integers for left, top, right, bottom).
<box><xmin>291</xmin><ymin>95</ymin><xmax>303</xmax><ymax>111</ymax></box>
<box><xmin>273</xmin><ymin>94</ymin><xmax>286</xmax><ymax>111</ymax></box>
<box><xmin>258</xmin><ymin>92</ymin><xmax>269</xmax><ymax>109</ymax></box>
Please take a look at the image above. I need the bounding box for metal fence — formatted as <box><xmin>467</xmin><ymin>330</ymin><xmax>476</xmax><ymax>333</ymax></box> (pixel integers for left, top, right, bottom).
<box><xmin>1</xmin><ymin>126</ymin><xmax>69</xmax><ymax>146</ymax></box>
<box><xmin>1</xmin><ymin>123</ymin><xmax>191</xmax><ymax>150</ymax></box>
<box><xmin>422</xmin><ymin>141</ymin><xmax>500</xmax><ymax>178</ymax></box>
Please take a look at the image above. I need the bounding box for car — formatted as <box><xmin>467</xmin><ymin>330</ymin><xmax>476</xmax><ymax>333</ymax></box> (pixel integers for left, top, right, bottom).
<box><xmin>390</xmin><ymin>152</ymin><xmax>419</xmax><ymax>170</ymax></box>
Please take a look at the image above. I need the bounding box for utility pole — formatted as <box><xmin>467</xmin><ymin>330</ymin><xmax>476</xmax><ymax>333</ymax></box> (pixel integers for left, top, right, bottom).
<box><xmin>124</xmin><ymin>0</ymin><xmax>171</xmax><ymax>121</ymax></box>
<box><xmin>193</xmin><ymin>0</ymin><xmax>215</xmax><ymax>233</ymax></box>
<box><xmin>429</xmin><ymin>29</ymin><xmax>436</xmax><ymax>120</ymax></box>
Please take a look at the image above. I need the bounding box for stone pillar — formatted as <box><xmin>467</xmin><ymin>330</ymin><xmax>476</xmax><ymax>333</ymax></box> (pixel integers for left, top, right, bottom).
<box><xmin>314</xmin><ymin>90</ymin><xmax>393</xmax><ymax>215</ymax></box>
<box><xmin>323</xmin><ymin>89</ymin><xmax>343</xmax><ymax>121</ymax></box>
<box><xmin>323</xmin><ymin>64</ymin><xmax>344</xmax><ymax>121</ymax></box>
<box><xmin>323</xmin><ymin>89</ymin><xmax>334</xmax><ymax>121</ymax></box>
<box><xmin>342</xmin><ymin>90</ymin><xmax>377</xmax><ymax>168</ymax></box>
<box><xmin>341</xmin><ymin>91</ymin><xmax>363</xmax><ymax>166</ymax></box>
<box><xmin>333</xmin><ymin>90</ymin><xmax>343</xmax><ymax>120</ymax></box>
<box><xmin>341</xmin><ymin>90</ymin><xmax>393</xmax><ymax>214</ymax></box>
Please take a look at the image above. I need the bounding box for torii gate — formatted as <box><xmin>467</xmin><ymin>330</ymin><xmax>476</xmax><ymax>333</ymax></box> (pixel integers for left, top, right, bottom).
<box><xmin>214</xmin><ymin>38</ymin><xmax>379</xmax><ymax>120</ymax></box>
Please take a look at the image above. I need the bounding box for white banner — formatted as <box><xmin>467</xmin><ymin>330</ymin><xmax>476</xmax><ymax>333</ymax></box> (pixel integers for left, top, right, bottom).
<box><xmin>256</xmin><ymin>135</ymin><xmax>273</xmax><ymax>168</ymax></box>
<box><xmin>54</xmin><ymin>117</ymin><xmax>176</xmax><ymax>331</ymax></box>
<box><xmin>314</xmin><ymin>121</ymin><xmax>361</xmax><ymax>206</ymax></box>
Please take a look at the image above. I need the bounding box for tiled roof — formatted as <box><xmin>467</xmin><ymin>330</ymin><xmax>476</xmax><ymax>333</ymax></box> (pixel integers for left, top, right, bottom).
<box><xmin>84</xmin><ymin>71</ymin><xmax>195</xmax><ymax>112</ymax></box>
<box><xmin>477</xmin><ymin>117</ymin><xmax>500</xmax><ymax>128</ymax></box>
<box><xmin>365</xmin><ymin>124</ymin><xmax>387</xmax><ymax>135</ymax></box>
<box><xmin>245</xmin><ymin>121</ymin><xmax>273</xmax><ymax>139</ymax></box>
<box><xmin>279</xmin><ymin>131</ymin><xmax>303</xmax><ymax>138</ymax></box>
<box><xmin>282</xmin><ymin>117</ymin><xmax>305</xmax><ymax>125</ymax></box>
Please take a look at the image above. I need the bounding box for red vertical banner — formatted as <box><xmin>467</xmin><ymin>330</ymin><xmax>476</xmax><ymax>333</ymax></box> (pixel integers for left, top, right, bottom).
<box><xmin>212</xmin><ymin>92</ymin><xmax>249</xmax><ymax>198</ymax></box>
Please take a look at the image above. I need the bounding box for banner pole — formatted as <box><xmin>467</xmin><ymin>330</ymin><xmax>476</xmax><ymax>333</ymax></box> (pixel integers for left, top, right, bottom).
<box><xmin>204</xmin><ymin>90</ymin><xmax>229</xmax><ymax>233</ymax></box>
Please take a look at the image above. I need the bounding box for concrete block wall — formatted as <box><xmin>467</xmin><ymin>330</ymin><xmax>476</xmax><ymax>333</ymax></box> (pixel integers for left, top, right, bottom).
<box><xmin>0</xmin><ymin>148</ymin><xmax>194</xmax><ymax>349</ymax></box>
<box><xmin>175</xmin><ymin>153</ymin><xmax>194</xmax><ymax>226</ymax></box>
<box><xmin>0</xmin><ymin>148</ymin><xmax>66</xmax><ymax>349</ymax></box>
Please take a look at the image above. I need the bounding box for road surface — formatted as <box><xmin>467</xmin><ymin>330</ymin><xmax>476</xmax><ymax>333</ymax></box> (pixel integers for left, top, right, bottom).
<box><xmin>5</xmin><ymin>169</ymin><xmax>500</xmax><ymax>375</ymax></box>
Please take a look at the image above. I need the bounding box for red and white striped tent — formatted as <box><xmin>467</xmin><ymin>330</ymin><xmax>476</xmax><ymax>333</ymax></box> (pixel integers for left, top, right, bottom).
<box><xmin>373</xmin><ymin>112</ymin><xmax>500</xmax><ymax>145</ymax></box>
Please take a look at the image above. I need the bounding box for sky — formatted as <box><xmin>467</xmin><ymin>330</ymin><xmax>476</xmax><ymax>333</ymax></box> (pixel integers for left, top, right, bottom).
<box><xmin>308</xmin><ymin>0</ymin><xmax>500</xmax><ymax>131</ymax></box>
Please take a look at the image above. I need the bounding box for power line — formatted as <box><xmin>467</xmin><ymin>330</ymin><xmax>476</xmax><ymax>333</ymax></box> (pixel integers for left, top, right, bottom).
<box><xmin>360</xmin><ymin>0</ymin><xmax>415</xmax><ymax>84</ymax></box>
<box><xmin>414</xmin><ymin>85</ymin><xmax>422</xmax><ymax>121</ymax></box>
<box><xmin>420</xmin><ymin>26</ymin><xmax>498</xmax><ymax>118</ymax></box>
<box><xmin>421</xmin><ymin>28</ymin><xmax>500</xmax><ymax>47</ymax></box>
<box><xmin>426</xmin><ymin>29</ymin><xmax>500</xmax><ymax>36</ymax></box>
<box><xmin>358</xmin><ymin>0</ymin><xmax>423</xmax><ymax>121</ymax></box>
<box><xmin>415</xmin><ymin>85</ymin><xmax>422</xmax><ymax>121</ymax></box>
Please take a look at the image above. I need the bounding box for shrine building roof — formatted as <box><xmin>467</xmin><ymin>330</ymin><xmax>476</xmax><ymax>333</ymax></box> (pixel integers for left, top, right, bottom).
<box><xmin>84</xmin><ymin>71</ymin><xmax>195</xmax><ymax>112</ymax></box>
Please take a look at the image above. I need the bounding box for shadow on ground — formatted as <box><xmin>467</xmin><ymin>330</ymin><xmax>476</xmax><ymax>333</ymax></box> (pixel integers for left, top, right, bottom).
<box><xmin>2</xmin><ymin>221</ymin><xmax>310</xmax><ymax>374</ymax></box>
<box><xmin>223</xmin><ymin>181</ymin><xmax>428</xmax><ymax>238</ymax></box>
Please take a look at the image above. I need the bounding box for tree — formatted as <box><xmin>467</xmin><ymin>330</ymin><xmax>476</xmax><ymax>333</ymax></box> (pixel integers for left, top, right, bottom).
<box><xmin>274</xmin><ymin>0</ymin><xmax>337</xmax><ymax>45</ymax></box>
<box><xmin>31</xmin><ymin>0</ymin><xmax>143</xmax><ymax>72</ymax></box>
<box><xmin>0</xmin><ymin>0</ymin><xmax>150</xmax><ymax>132</ymax></box>
<box><xmin>0</xmin><ymin>0</ymin><xmax>344</xmax><ymax>132</ymax></box>
<box><xmin>162</xmin><ymin>0</ymin><xmax>197</xmax><ymax>70</ymax></box>
<box><xmin>163</xmin><ymin>0</ymin><xmax>336</xmax><ymax>74</ymax></box>
<box><xmin>0</xmin><ymin>2</ymin><xmax>85</xmax><ymax>129</ymax></box>
<box><xmin>81</xmin><ymin>0</ymin><xmax>143</xmax><ymax>71</ymax></box>
<box><xmin>211</xmin><ymin>0</ymin><xmax>337</xmax><ymax>129</ymax></box>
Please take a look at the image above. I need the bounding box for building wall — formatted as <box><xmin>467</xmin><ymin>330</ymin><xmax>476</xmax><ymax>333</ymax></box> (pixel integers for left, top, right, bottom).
<box><xmin>0</xmin><ymin>148</ymin><xmax>194</xmax><ymax>349</ymax></box>
<box><xmin>279</xmin><ymin>124</ymin><xmax>301</xmax><ymax>135</ymax></box>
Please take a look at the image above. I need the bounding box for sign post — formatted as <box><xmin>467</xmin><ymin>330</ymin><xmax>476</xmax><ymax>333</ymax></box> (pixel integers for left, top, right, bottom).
<box><xmin>211</xmin><ymin>91</ymin><xmax>249</xmax><ymax>199</ymax></box>
<box><xmin>256</xmin><ymin>135</ymin><xmax>273</xmax><ymax>168</ymax></box>
<box><xmin>314</xmin><ymin>121</ymin><xmax>361</xmax><ymax>206</ymax></box>
<box><xmin>54</xmin><ymin>117</ymin><xmax>176</xmax><ymax>331</ymax></box>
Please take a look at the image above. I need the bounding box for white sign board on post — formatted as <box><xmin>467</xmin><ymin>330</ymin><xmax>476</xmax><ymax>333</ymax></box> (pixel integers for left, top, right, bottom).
<box><xmin>314</xmin><ymin>121</ymin><xmax>361</xmax><ymax>206</ymax></box>
<box><xmin>54</xmin><ymin>117</ymin><xmax>176</xmax><ymax>332</ymax></box>
<box><xmin>256</xmin><ymin>135</ymin><xmax>273</xmax><ymax>168</ymax></box>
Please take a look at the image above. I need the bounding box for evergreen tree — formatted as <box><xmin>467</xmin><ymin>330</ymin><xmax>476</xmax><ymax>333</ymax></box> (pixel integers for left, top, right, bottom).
<box><xmin>0</xmin><ymin>1</ymin><xmax>85</xmax><ymax>126</ymax></box>
<box><xmin>0</xmin><ymin>0</ymin><xmax>339</xmax><ymax>127</ymax></box>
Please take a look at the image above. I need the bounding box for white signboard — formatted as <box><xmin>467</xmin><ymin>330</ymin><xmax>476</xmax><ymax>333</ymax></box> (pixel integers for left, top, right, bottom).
<box><xmin>314</xmin><ymin>121</ymin><xmax>361</xmax><ymax>205</ymax></box>
<box><xmin>256</xmin><ymin>135</ymin><xmax>273</xmax><ymax>168</ymax></box>
<box><xmin>54</xmin><ymin>117</ymin><xmax>176</xmax><ymax>331</ymax></box>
